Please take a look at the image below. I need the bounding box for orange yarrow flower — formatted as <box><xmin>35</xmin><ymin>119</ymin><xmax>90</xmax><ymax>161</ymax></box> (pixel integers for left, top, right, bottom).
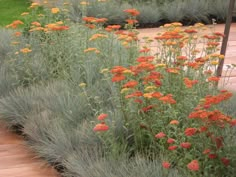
<box><xmin>112</xmin><ymin>74</ymin><xmax>126</xmax><ymax>82</ymax></box>
<box><xmin>208</xmin><ymin>76</ymin><xmax>220</xmax><ymax>82</ymax></box>
<box><xmin>162</xmin><ymin>162</ymin><xmax>171</xmax><ymax>169</ymax></box>
<box><xmin>122</xmin><ymin>80</ymin><xmax>138</xmax><ymax>88</ymax></box>
<box><xmin>167</xmin><ymin>138</ymin><xmax>175</xmax><ymax>144</ymax></box>
<box><xmin>184</xmin><ymin>77</ymin><xmax>198</xmax><ymax>88</ymax></box>
<box><xmin>84</xmin><ymin>47</ymin><xmax>100</xmax><ymax>53</ymax></box>
<box><xmin>185</xmin><ymin>128</ymin><xmax>197</xmax><ymax>136</ymax></box>
<box><xmin>169</xmin><ymin>120</ymin><xmax>179</xmax><ymax>125</ymax></box>
<box><xmin>187</xmin><ymin>160</ymin><xmax>199</xmax><ymax>171</ymax></box>
<box><xmin>14</xmin><ymin>31</ymin><xmax>22</xmax><ymax>37</ymax></box>
<box><xmin>155</xmin><ymin>132</ymin><xmax>166</xmax><ymax>138</ymax></box>
<box><xmin>125</xmin><ymin>91</ymin><xmax>143</xmax><ymax>99</ymax></box>
<box><xmin>97</xmin><ymin>113</ymin><xmax>108</xmax><ymax>121</ymax></box>
<box><xmin>93</xmin><ymin>123</ymin><xmax>109</xmax><ymax>132</ymax></box>
<box><xmin>125</xmin><ymin>19</ymin><xmax>138</xmax><ymax>25</ymax></box>
<box><xmin>180</xmin><ymin>142</ymin><xmax>192</xmax><ymax>149</ymax></box>
<box><xmin>51</xmin><ymin>8</ymin><xmax>60</xmax><ymax>14</ymax></box>
<box><xmin>105</xmin><ymin>25</ymin><xmax>121</xmax><ymax>32</ymax></box>
<box><xmin>6</xmin><ymin>20</ymin><xmax>24</xmax><ymax>28</ymax></box>
<box><xmin>168</xmin><ymin>145</ymin><xmax>178</xmax><ymax>151</ymax></box>
<box><xmin>123</xmin><ymin>9</ymin><xmax>140</xmax><ymax>16</ymax></box>
<box><xmin>20</xmin><ymin>48</ymin><xmax>32</xmax><ymax>53</ymax></box>
<box><xmin>159</xmin><ymin>94</ymin><xmax>176</xmax><ymax>104</ymax></box>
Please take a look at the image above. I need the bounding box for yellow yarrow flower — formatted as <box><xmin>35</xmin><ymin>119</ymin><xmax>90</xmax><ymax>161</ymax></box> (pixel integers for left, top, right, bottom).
<box><xmin>122</xmin><ymin>41</ymin><xmax>129</xmax><ymax>46</ymax></box>
<box><xmin>80</xmin><ymin>1</ymin><xmax>90</xmax><ymax>5</ymax></box>
<box><xmin>144</xmin><ymin>86</ymin><xmax>156</xmax><ymax>92</ymax></box>
<box><xmin>38</xmin><ymin>14</ymin><xmax>45</xmax><ymax>17</ymax></box>
<box><xmin>100</xmin><ymin>68</ymin><xmax>109</xmax><ymax>74</ymax></box>
<box><xmin>56</xmin><ymin>21</ymin><xmax>64</xmax><ymax>25</ymax></box>
<box><xmin>171</xmin><ymin>22</ymin><xmax>183</xmax><ymax>27</ymax></box>
<box><xmin>194</xmin><ymin>23</ymin><xmax>205</xmax><ymax>27</ymax></box>
<box><xmin>155</xmin><ymin>63</ymin><xmax>166</xmax><ymax>67</ymax></box>
<box><xmin>210</xmin><ymin>61</ymin><xmax>219</xmax><ymax>65</ymax></box>
<box><xmin>89</xmin><ymin>33</ymin><xmax>108</xmax><ymax>41</ymax></box>
<box><xmin>79</xmin><ymin>83</ymin><xmax>86</xmax><ymax>87</ymax></box>
<box><xmin>219</xmin><ymin>55</ymin><xmax>225</xmax><ymax>59</ymax></box>
<box><xmin>51</xmin><ymin>8</ymin><xmax>60</xmax><ymax>14</ymax></box>
<box><xmin>121</xmin><ymin>88</ymin><xmax>130</xmax><ymax>94</ymax></box>
<box><xmin>21</xmin><ymin>12</ymin><xmax>29</xmax><ymax>16</ymax></box>
<box><xmin>20</xmin><ymin>48</ymin><xmax>32</xmax><ymax>53</ymax></box>
<box><xmin>123</xmin><ymin>69</ymin><xmax>133</xmax><ymax>74</ymax></box>
<box><xmin>84</xmin><ymin>48</ymin><xmax>100</xmax><ymax>54</ymax></box>
<box><xmin>163</xmin><ymin>23</ymin><xmax>172</xmax><ymax>28</ymax></box>
<box><xmin>143</xmin><ymin>92</ymin><xmax>153</xmax><ymax>99</ymax></box>
<box><xmin>30</xmin><ymin>2</ymin><xmax>40</xmax><ymax>8</ymax></box>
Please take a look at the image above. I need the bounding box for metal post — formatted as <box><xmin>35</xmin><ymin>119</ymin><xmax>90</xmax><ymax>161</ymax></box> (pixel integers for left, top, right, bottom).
<box><xmin>217</xmin><ymin>0</ymin><xmax>236</xmax><ymax>77</ymax></box>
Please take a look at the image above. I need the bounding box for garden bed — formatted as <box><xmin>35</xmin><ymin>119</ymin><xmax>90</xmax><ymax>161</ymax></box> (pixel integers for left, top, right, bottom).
<box><xmin>0</xmin><ymin>1</ymin><xmax>236</xmax><ymax>177</ymax></box>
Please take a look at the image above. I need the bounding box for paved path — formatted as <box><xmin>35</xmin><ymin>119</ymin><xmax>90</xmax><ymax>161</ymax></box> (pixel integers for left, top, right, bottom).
<box><xmin>0</xmin><ymin>123</ymin><xmax>59</xmax><ymax>177</ymax></box>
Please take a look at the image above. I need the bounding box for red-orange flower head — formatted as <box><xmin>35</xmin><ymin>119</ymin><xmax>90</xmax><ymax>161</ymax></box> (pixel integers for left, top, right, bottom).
<box><xmin>169</xmin><ymin>120</ymin><xmax>179</xmax><ymax>125</ymax></box>
<box><xmin>184</xmin><ymin>29</ymin><xmax>198</xmax><ymax>33</ymax></box>
<box><xmin>187</xmin><ymin>160</ymin><xmax>199</xmax><ymax>171</ymax></box>
<box><xmin>82</xmin><ymin>17</ymin><xmax>108</xmax><ymax>24</ymax></box>
<box><xmin>184</xmin><ymin>77</ymin><xmax>198</xmax><ymax>88</ymax></box>
<box><xmin>105</xmin><ymin>25</ymin><xmax>121</xmax><ymax>32</ymax></box>
<box><xmin>221</xmin><ymin>157</ymin><xmax>230</xmax><ymax>166</ymax></box>
<box><xmin>155</xmin><ymin>132</ymin><xmax>166</xmax><ymax>139</ymax></box>
<box><xmin>208</xmin><ymin>154</ymin><xmax>217</xmax><ymax>159</ymax></box>
<box><xmin>214</xmin><ymin>32</ymin><xmax>225</xmax><ymax>37</ymax></box>
<box><xmin>125</xmin><ymin>19</ymin><xmax>138</xmax><ymax>25</ymax></box>
<box><xmin>168</xmin><ymin>145</ymin><xmax>178</xmax><ymax>151</ymax></box>
<box><xmin>208</xmin><ymin>76</ymin><xmax>220</xmax><ymax>82</ymax></box>
<box><xmin>136</xmin><ymin>56</ymin><xmax>154</xmax><ymax>63</ymax></box>
<box><xmin>122</xmin><ymin>80</ymin><xmax>138</xmax><ymax>88</ymax></box>
<box><xmin>167</xmin><ymin>138</ymin><xmax>175</xmax><ymax>144</ymax></box>
<box><xmin>231</xmin><ymin>119</ymin><xmax>236</xmax><ymax>127</ymax></box>
<box><xmin>82</xmin><ymin>16</ymin><xmax>96</xmax><ymax>23</ymax></box>
<box><xmin>50</xmin><ymin>25</ymin><xmax>69</xmax><ymax>31</ymax></box>
<box><xmin>112</xmin><ymin>74</ymin><xmax>126</xmax><ymax>82</ymax></box>
<box><xmin>141</xmin><ymin>105</ymin><xmax>154</xmax><ymax>113</ymax></box>
<box><xmin>184</xmin><ymin>128</ymin><xmax>197</xmax><ymax>136</ymax></box>
<box><xmin>123</xmin><ymin>8</ymin><xmax>140</xmax><ymax>16</ymax></box>
<box><xmin>111</xmin><ymin>66</ymin><xmax>127</xmax><ymax>74</ymax></box>
<box><xmin>177</xmin><ymin>56</ymin><xmax>188</xmax><ymax>61</ymax></box>
<box><xmin>111</xmin><ymin>66</ymin><xmax>127</xmax><ymax>82</ymax></box>
<box><xmin>203</xmin><ymin>149</ymin><xmax>211</xmax><ymax>155</ymax></box>
<box><xmin>180</xmin><ymin>142</ymin><xmax>191</xmax><ymax>149</ymax></box>
<box><xmin>97</xmin><ymin>113</ymin><xmax>108</xmax><ymax>121</ymax></box>
<box><xmin>125</xmin><ymin>91</ymin><xmax>143</xmax><ymax>99</ymax></box>
<box><xmin>93</xmin><ymin>122</ymin><xmax>109</xmax><ymax>132</ymax></box>
<box><xmin>166</xmin><ymin>67</ymin><xmax>180</xmax><ymax>74</ymax></box>
<box><xmin>162</xmin><ymin>161</ymin><xmax>171</xmax><ymax>169</ymax></box>
<box><xmin>159</xmin><ymin>94</ymin><xmax>176</xmax><ymax>104</ymax></box>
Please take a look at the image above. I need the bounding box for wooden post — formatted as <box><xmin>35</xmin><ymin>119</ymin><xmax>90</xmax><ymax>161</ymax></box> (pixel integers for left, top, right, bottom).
<box><xmin>217</xmin><ymin>0</ymin><xmax>236</xmax><ymax>77</ymax></box>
